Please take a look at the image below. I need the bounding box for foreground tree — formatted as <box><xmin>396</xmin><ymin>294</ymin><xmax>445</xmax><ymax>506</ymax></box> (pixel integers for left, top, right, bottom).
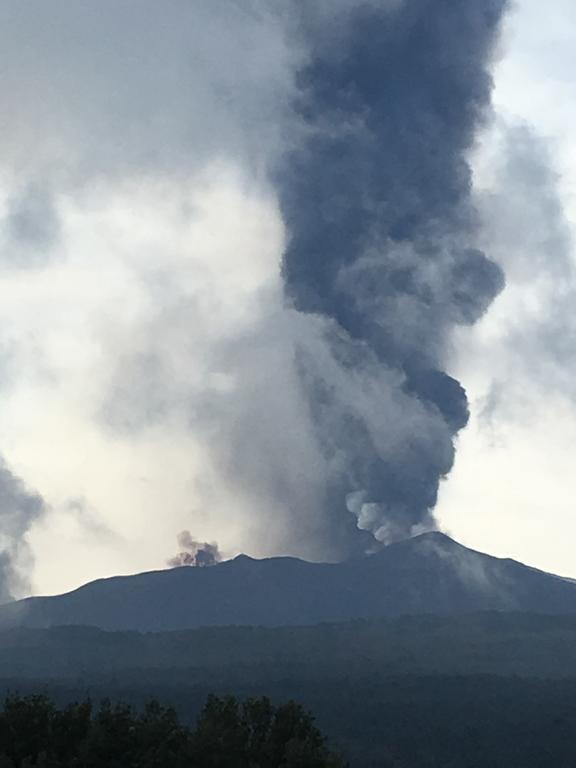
<box><xmin>0</xmin><ymin>694</ymin><xmax>346</xmax><ymax>767</ymax></box>
<box><xmin>192</xmin><ymin>695</ymin><xmax>346</xmax><ymax>767</ymax></box>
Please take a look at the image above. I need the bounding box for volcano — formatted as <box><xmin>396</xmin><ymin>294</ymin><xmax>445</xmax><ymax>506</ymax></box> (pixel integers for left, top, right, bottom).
<box><xmin>1</xmin><ymin>533</ymin><xmax>575</xmax><ymax>632</ymax></box>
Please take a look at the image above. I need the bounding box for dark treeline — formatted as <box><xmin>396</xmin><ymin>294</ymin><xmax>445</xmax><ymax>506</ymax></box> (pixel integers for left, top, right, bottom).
<box><xmin>0</xmin><ymin>693</ymin><xmax>345</xmax><ymax>768</ymax></box>
<box><xmin>2</xmin><ymin>676</ymin><xmax>576</xmax><ymax>767</ymax></box>
<box><xmin>3</xmin><ymin>614</ymin><xmax>576</xmax><ymax>766</ymax></box>
<box><xmin>3</xmin><ymin>613</ymin><xmax>576</xmax><ymax>683</ymax></box>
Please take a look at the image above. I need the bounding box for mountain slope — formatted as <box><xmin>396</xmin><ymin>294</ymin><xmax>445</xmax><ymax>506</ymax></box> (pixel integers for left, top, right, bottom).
<box><xmin>2</xmin><ymin>532</ymin><xmax>576</xmax><ymax>631</ymax></box>
<box><xmin>3</xmin><ymin>612</ymin><xmax>576</xmax><ymax>682</ymax></box>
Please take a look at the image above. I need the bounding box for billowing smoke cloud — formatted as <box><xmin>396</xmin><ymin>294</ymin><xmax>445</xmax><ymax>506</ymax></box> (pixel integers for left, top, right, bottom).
<box><xmin>0</xmin><ymin>0</ymin><xmax>299</xmax><ymax>592</ymax></box>
<box><xmin>273</xmin><ymin>0</ymin><xmax>508</xmax><ymax>548</ymax></box>
<box><xmin>168</xmin><ymin>531</ymin><xmax>222</xmax><ymax>569</ymax></box>
<box><xmin>0</xmin><ymin>0</ymin><xmax>512</xmax><ymax>591</ymax></box>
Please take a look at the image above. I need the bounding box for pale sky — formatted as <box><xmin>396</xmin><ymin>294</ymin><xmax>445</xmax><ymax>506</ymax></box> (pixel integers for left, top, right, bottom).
<box><xmin>0</xmin><ymin>0</ymin><xmax>574</xmax><ymax>596</ymax></box>
<box><xmin>438</xmin><ymin>0</ymin><xmax>576</xmax><ymax>578</ymax></box>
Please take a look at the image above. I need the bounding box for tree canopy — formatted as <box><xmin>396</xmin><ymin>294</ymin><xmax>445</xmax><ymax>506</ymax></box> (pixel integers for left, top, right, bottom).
<box><xmin>0</xmin><ymin>693</ymin><xmax>346</xmax><ymax>768</ymax></box>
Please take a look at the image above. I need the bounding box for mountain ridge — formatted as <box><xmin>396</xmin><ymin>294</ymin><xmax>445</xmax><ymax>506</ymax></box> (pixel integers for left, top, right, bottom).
<box><xmin>2</xmin><ymin>532</ymin><xmax>576</xmax><ymax>632</ymax></box>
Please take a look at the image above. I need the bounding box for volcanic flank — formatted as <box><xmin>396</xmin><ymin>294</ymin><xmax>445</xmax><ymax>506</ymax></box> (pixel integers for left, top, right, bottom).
<box><xmin>2</xmin><ymin>534</ymin><xmax>576</xmax><ymax>633</ymax></box>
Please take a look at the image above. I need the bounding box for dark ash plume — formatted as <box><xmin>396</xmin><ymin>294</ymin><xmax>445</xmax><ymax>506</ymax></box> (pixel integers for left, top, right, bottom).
<box><xmin>168</xmin><ymin>531</ymin><xmax>222</xmax><ymax>569</ymax></box>
<box><xmin>278</xmin><ymin>0</ymin><xmax>508</xmax><ymax>549</ymax></box>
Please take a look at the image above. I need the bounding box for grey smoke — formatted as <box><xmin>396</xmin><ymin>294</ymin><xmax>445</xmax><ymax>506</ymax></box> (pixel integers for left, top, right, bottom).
<box><xmin>0</xmin><ymin>462</ymin><xmax>45</xmax><ymax>603</ymax></box>
<box><xmin>168</xmin><ymin>531</ymin><xmax>222</xmax><ymax>569</ymax></box>
<box><xmin>476</xmin><ymin>123</ymin><xmax>576</xmax><ymax>419</ymax></box>
<box><xmin>97</xmin><ymin>0</ymin><xmax>510</xmax><ymax>560</ymax></box>
<box><xmin>275</xmin><ymin>0</ymin><xmax>508</xmax><ymax>551</ymax></box>
<box><xmin>0</xmin><ymin>0</ymin><xmax>296</xmax><ymax>183</ymax></box>
<box><xmin>0</xmin><ymin>0</ymin><xmax>515</xmax><ymax>580</ymax></box>
<box><xmin>2</xmin><ymin>185</ymin><xmax>60</xmax><ymax>267</ymax></box>
<box><xmin>64</xmin><ymin>497</ymin><xmax>117</xmax><ymax>542</ymax></box>
<box><xmin>0</xmin><ymin>0</ymin><xmax>300</xmax><ymax>584</ymax></box>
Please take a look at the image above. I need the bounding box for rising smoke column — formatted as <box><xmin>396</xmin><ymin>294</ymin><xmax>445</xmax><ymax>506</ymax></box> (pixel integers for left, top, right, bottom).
<box><xmin>0</xmin><ymin>462</ymin><xmax>45</xmax><ymax>602</ymax></box>
<box><xmin>278</xmin><ymin>0</ymin><xmax>508</xmax><ymax>548</ymax></box>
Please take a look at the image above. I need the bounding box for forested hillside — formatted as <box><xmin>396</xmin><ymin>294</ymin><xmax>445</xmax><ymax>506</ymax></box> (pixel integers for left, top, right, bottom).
<box><xmin>3</xmin><ymin>613</ymin><xmax>576</xmax><ymax>766</ymax></box>
<box><xmin>2</xmin><ymin>612</ymin><xmax>576</xmax><ymax>682</ymax></box>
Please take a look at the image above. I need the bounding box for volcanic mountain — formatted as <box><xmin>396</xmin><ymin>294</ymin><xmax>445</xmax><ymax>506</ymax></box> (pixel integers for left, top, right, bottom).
<box><xmin>1</xmin><ymin>533</ymin><xmax>576</xmax><ymax>632</ymax></box>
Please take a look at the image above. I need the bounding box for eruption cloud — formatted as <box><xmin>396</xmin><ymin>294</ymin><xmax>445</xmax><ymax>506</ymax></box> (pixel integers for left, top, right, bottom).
<box><xmin>168</xmin><ymin>531</ymin><xmax>222</xmax><ymax>569</ymax></box>
<box><xmin>277</xmin><ymin>0</ymin><xmax>508</xmax><ymax>548</ymax></box>
<box><xmin>0</xmin><ymin>0</ymin><xmax>513</xmax><ymax>589</ymax></box>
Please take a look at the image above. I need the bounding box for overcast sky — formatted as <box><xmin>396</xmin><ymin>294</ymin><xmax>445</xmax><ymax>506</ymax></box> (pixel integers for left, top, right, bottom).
<box><xmin>438</xmin><ymin>0</ymin><xmax>576</xmax><ymax>578</ymax></box>
<box><xmin>0</xmin><ymin>0</ymin><xmax>574</xmax><ymax>596</ymax></box>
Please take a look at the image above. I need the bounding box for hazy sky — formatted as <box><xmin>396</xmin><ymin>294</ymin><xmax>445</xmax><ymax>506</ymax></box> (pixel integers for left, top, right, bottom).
<box><xmin>438</xmin><ymin>0</ymin><xmax>576</xmax><ymax>577</ymax></box>
<box><xmin>0</xmin><ymin>0</ymin><xmax>574</xmax><ymax>596</ymax></box>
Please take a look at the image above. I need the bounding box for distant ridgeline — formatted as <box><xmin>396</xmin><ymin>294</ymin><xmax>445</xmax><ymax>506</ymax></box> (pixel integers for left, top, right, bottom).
<box><xmin>3</xmin><ymin>612</ymin><xmax>576</xmax><ymax>682</ymax></box>
<box><xmin>2</xmin><ymin>534</ymin><xmax>576</xmax><ymax>632</ymax></box>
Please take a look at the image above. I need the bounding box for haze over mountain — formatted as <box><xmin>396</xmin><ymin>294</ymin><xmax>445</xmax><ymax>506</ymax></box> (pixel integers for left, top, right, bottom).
<box><xmin>2</xmin><ymin>533</ymin><xmax>576</xmax><ymax>633</ymax></box>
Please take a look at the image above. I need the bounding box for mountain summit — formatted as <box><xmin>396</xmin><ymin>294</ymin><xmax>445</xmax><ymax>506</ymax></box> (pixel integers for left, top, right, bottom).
<box><xmin>1</xmin><ymin>533</ymin><xmax>575</xmax><ymax>632</ymax></box>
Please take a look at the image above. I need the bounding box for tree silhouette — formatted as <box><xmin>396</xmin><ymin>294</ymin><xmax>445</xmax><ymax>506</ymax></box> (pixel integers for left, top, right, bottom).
<box><xmin>0</xmin><ymin>693</ymin><xmax>346</xmax><ymax>767</ymax></box>
<box><xmin>192</xmin><ymin>695</ymin><xmax>346</xmax><ymax>767</ymax></box>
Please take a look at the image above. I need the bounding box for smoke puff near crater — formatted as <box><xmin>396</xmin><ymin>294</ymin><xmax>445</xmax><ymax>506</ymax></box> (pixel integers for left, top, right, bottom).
<box><xmin>276</xmin><ymin>0</ymin><xmax>508</xmax><ymax>550</ymax></box>
<box><xmin>168</xmin><ymin>531</ymin><xmax>222</xmax><ymax>569</ymax></box>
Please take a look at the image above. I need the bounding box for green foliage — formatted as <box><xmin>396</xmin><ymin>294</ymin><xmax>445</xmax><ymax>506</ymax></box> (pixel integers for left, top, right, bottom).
<box><xmin>0</xmin><ymin>693</ymin><xmax>345</xmax><ymax>768</ymax></box>
<box><xmin>192</xmin><ymin>695</ymin><xmax>345</xmax><ymax>768</ymax></box>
